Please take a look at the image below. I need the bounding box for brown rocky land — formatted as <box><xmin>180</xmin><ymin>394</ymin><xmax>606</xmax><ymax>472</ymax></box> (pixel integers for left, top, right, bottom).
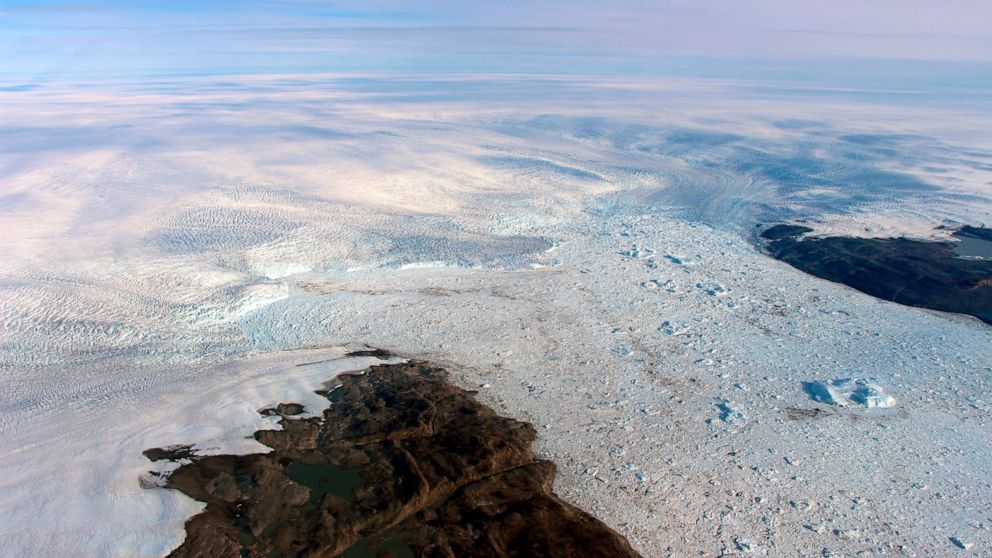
<box><xmin>145</xmin><ymin>361</ymin><xmax>641</xmax><ymax>558</ymax></box>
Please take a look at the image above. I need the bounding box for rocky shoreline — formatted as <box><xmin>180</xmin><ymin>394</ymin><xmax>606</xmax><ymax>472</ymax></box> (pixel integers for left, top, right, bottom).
<box><xmin>145</xmin><ymin>361</ymin><xmax>641</xmax><ymax>558</ymax></box>
<box><xmin>760</xmin><ymin>224</ymin><xmax>992</xmax><ymax>325</ymax></box>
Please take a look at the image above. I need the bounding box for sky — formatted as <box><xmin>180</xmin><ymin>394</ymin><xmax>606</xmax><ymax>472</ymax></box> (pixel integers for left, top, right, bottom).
<box><xmin>2</xmin><ymin>1</ymin><xmax>991</xmax><ymax>84</ymax></box>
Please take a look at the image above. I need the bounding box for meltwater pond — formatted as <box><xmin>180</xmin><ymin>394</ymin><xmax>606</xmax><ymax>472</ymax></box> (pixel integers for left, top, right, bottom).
<box><xmin>953</xmin><ymin>226</ymin><xmax>992</xmax><ymax>259</ymax></box>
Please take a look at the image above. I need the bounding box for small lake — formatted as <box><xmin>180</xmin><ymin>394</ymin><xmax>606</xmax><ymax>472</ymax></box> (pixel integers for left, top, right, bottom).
<box><xmin>954</xmin><ymin>236</ymin><xmax>992</xmax><ymax>259</ymax></box>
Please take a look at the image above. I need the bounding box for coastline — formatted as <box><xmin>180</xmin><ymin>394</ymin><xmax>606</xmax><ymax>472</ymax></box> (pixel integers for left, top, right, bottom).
<box><xmin>760</xmin><ymin>224</ymin><xmax>992</xmax><ymax>325</ymax></box>
<box><xmin>147</xmin><ymin>361</ymin><xmax>640</xmax><ymax>557</ymax></box>
<box><xmin>3</xmin><ymin>212</ymin><xmax>991</xmax><ymax>556</ymax></box>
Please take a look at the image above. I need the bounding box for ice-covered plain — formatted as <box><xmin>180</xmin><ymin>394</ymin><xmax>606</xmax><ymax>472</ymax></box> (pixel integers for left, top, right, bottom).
<box><xmin>2</xmin><ymin>74</ymin><xmax>992</xmax><ymax>556</ymax></box>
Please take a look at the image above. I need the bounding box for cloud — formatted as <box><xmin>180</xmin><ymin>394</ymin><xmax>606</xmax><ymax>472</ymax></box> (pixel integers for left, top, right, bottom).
<box><xmin>2</xmin><ymin>0</ymin><xmax>991</xmax><ymax>81</ymax></box>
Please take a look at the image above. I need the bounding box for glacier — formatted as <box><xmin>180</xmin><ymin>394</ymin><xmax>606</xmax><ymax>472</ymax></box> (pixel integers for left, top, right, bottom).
<box><xmin>1</xmin><ymin>74</ymin><xmax>991</xmax><ymax>556</ymax></box>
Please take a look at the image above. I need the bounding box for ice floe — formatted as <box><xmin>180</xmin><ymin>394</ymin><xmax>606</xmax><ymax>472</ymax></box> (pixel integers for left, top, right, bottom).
<box><xmin>805</xmin><ymin>378</ymin><xmax>897</xmax><ymax>408</ymax></box>
<box><xmin>697</xmin><ymin>281</ymin><xmax>729</xmax><ymax>297</ymax></box>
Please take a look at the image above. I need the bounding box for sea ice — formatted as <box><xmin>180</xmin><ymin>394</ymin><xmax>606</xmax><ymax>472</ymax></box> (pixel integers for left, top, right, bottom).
<box><xmin>697</xmin><ymin>281</ymin><xmax>729</xmax><ymax>297</ymax></box>
<box><xmin>950</xmin><ymin>536</ymin><xmax>973</xmax><ymax>550</ymax></box>
<box><xmin>658</xmin><ymin>320</ymin><xmax>691</xmax><ymax>336</ymax></box>
<box><xmin>717</xmin><ymin>399</ymin><xmax>748</xmax><ymax>424</ymax></box>
<box><xmin>806</xmin><ymin>378</ymin><xmax>896</xmax><ymax>408</ymax></box>
<box><xmin>620</xmin><ymin>244</ymin><xmax>655</xmax><ymax>259</ymax></box>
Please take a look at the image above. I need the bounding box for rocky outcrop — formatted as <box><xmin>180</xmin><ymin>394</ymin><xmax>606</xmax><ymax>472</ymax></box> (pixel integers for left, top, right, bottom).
<box><xmin>146</xmin><ymin>361</ymin><xmax>641</xmax><ymax>558</ymax></box>
<box><xmin>760</xmin><ymin>224</ymin><xmax>992</xmax><ymax>325</ymax></box>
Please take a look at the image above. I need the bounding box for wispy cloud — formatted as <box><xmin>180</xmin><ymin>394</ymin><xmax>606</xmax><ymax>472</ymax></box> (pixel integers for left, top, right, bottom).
<box><xmin>2</xmin><ymin>1</ymin><xmax>991</xmax><ymax>80</ymax></box>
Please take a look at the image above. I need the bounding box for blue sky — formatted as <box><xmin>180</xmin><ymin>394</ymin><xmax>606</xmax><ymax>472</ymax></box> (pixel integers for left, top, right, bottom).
<box><xmin>2</xmin><ymin>1</ymin><xmax>991</xmax><ymax>86</ymax></box>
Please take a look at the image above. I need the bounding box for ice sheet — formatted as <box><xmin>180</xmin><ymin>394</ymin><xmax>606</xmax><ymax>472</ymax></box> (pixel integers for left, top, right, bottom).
<box><xmin>0</xmin><ymin>348</ymin><xmax>394</xmax><ymax>557</ymax></box>
<box><xmin>2</xmin><ymin>74</ymin><xmax>991</xmax><ymax>556</ymax></box>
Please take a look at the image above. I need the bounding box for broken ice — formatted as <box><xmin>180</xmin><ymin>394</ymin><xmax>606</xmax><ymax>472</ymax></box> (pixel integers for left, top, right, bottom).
<box><xmin>806</xmin><ymin>378</ymin><xmax>896</xmax><ymax>408</ymax></box>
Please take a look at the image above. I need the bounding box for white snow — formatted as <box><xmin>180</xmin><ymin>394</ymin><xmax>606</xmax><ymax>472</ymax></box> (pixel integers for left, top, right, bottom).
<box><xmin>0</xmin><ymin>348</ymin><xmax>395</xmax><ymax>557</ymax></box>
<box><xmin>254</xmin><ymin>262</ymin><xmax>313</xmax><ymax>280</ymax></box>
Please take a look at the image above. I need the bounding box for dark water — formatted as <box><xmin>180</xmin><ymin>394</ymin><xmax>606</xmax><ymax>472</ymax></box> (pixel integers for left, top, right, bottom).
<box><xmin>285</xmin><ymin>460</ymin><xmax>363</xmax><ymax>506</ymax></box>
<box><xmin>341</xmin><ymin>538</ymin><xmax>415</xmax><ymax>558</ymax></box>
<box><xmin>954</xmin><ymin>237</ymin><xmax>992</xmax><ymax>259</ymax></box>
